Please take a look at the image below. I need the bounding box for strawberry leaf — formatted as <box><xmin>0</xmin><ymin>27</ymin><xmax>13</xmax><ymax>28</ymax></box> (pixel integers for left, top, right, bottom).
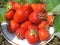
<box><xmin>54</xmin><ymin>32</ymin><xmax>60</xmax><ymax>39</ymax></box>
<box><xmin>54</xmin><ymin>15</ymin><xmax>60</xmax><ymax>38</ymax></box>
<box><xmin>14</xmin><ymin>0</ymin><xmax>25</xmax><ymax>5</ymax></box>
<box><xmin>46</xmin><ymin>0</ymin><xmax>60</xmax><ymax>12</ymax></box>
<box><xmin>25</xmin><ymin>0</ymin><xmax>40</xmax><ymax>4</ymax></box>
<box><xmin>0</xmin><ymin>8</ymin><xmax>6</xmax><ymax>15</ymax></box>
<box><xmin>14</xmin><ymin>0</ymin><xmax>21</xmax><ymax>2</ymax></box>
<box><xmin>0</xmin><ymin>8</ymin><xmax>6</xmax><ymax>22</ymax></box>
<box><xmin>54</xmin><ymin>16</ymin><xmax>60</xmax><ymax>32</ymax></box>
<box><xmin>52</xmin><ymin>4</ymin><xmax>60</xmax><ymax>15</ymax></box>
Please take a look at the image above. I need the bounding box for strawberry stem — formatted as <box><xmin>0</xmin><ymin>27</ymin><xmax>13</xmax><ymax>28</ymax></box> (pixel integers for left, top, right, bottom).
<box><xmin>30</xmin><ymin>29</ymin><xmax>37</xmax><ymax>36</ymax></box>
<box><xmin>5</xmin><ymin>2</ymin><xmax>12</xmax><ymax>11</ymax></box>
<box><xmin>39</xmin><ymin>13</ymin><xmax>46</xmax><ymax>20</ymax></box>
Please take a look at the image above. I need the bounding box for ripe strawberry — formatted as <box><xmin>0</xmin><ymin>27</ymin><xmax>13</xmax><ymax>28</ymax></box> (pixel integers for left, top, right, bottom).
<box><xmin>12</xmin><ymin>2</ymin><xmax>21</xmax><ymax>11</ymax></box>
<box><xmin>21</xmin><ymin>21</ymin><xmax>32</xmax><ymax>30</ymax></box>
<box><xmin>15</xmin><ymin>28</ymin><xmax>27</xmax><ymax>39</ymax></box>
<box><xmin>5</xmin><ymin>10</ymin><xmax>14</xmax><ymax>20</ymax></box>
<box><xmin>25</xmin><ymin>29</ymin><xmax>39</xmax><ymax>44</ymax></box>
<box><xmin>38</xmin><ymin>21</ymin><xmax>47</xmax><ymax>29</ymax></box>
<box><xmin>23</xmin><ymin>3</ymin><xmax>33</xmax><ymax>14</ymax></box>
<box><xmin>7</xmin><ymin>20</ymin><xmax>20</xmax><ymax>33</ymax></box>
<box><xmin>14</xmin><ymin>8</ymin><xmax>28</xmax><ymax>23</ymax></box>
<box><xmin>31</xmin><ymin>4</ymin><xmax>46</xmax><ymax>12</ymax></box>
<box><xmin>29</xmin><ymin>11</ymin><xmax>46</xmax><ymax>24</ymax></box>
<box><xmin>47</xmin><ymin>15</ymin><xmax>54</xmax><ymax>26</ymax></box>
<box><xmin>38</xmin><ymin>29</ymin><xmax>50</xmax><ymax>41</ymax></box>
<box><xmin>28</xmin><ymin>25</ymin><xmax>38</xmax><ymax>32</ymax></box>
<box><xmin>37</xmin><ymin>4</ymin><xmax>46</xmax><ymax>12</ymax></box>
<box><xmin>31</xmin><ymin>4</ymin><xmax>38</xmax><ymax>11</ymax></box>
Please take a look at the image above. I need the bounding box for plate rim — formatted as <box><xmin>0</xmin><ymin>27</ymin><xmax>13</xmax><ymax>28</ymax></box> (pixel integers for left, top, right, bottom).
<box><xmin>1</xmin><ymin>26</ymin><xmax>18</xmax><ymax>45</ymax></box>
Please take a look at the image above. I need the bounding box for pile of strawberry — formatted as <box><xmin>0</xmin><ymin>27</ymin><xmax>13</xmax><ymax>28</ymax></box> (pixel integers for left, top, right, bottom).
<box><xmin>5</xmin><ymin>1</ymin><xmax>54</xmax><ymax>44</ymax></box>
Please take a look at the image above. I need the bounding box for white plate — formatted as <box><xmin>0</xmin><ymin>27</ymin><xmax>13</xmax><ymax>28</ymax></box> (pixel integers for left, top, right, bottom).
<box><xmin>1</xmin><ymin>22</ymin><xmax>54</xmax><ymax>45</ymax></box>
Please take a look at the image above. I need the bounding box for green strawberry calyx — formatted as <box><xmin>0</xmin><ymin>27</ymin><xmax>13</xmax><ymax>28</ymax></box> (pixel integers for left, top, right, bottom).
<box><xmin>30</xmin><ymin>29</ymin><xmax>37</xmax><ymax>36</ymax></box>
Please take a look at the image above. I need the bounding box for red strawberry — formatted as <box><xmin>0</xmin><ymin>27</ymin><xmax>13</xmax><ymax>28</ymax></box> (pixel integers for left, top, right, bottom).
<box><xmin>15</xmin><ymin>28</ymin><xmax>27</xmax><ymax>39</ymax></box>
<box><xmin>12</xmin><ymin>2</ymin><xmax>21</xmax><ymax>11</ymax></box>
<box><xmin>38</xmin><ymin>29</ymin><xmax>50</xmax><ymax>41</ymax></box>
<box><xmin>31</xmin><ymin>4</ymin><xmax>46</xmax><ymax>12</ymax></box>
<box><xmin>29</xmin><ymin>11</ymin><xmax>46</xmax><ymax>24</ymax></box>
<box><xmin>14</xmin><ymin>8</ymin><xmax>28</xmax><ymax>23</ymax></box>
<box><xmin>7</xmin><ymin>20</ymin><xmax>20</xmax><ymax>33</ymax></box>
<box><xmin>21</xmin><ymin>21</ymin><xmax>32</xmax><ymax>30</ymax></box>
<box><xmin>23</xmin><ymin>3</ymin><xmax>33</xmax><ymax>14</ymax></box>
<box><xmin>5</xmin><ymin>10</ymin><xmax>14</xmax><ymax>20</ymax></box>
<box><xmin>28</xmin><ymin>25</ymin><xmax>38</xmax><ymax>32</ymax></box>
<box><xmin>47</xmin><ymin>15</ymin><xmax>54</xmax><ymax>26</ymax></box>
<box><xmin>25</xmin><ymin>29</ymin><xmax>39</xmax><ymax>44</ymax></box>
<box><xmin>38</xmin><ymin>21</ymin><xmax>47</xmax><ymax>29</ymax></box>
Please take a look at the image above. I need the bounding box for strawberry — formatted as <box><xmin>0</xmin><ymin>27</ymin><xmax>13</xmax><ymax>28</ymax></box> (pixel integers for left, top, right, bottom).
<box><xmin>7</xmin><ymin>20</ymin><xmax>20</xmax><ymax>33</ymax></box>
<box><xmin>21</xmin><ymin>21</ymin><xmax>32</xmax><ymax>30</ymax></box>
<box><xmin>5</xmin><ymin>10</ymin><xmax>14</xmax><ymax>20</ymax></box>
<box><xmin>31</xmin><ymin>4</ymin><xmax>46</xmax><ymax>12</ymax></box>
<box><xmin>15</xmin><ymin>28</ymin><xmax>27</xmax><ymax>39</ymax></box>
<box><xmin>28</xmin><ymin>25</ymin><xmax>38</xmax><ymax>32</ymax></box>
<box><xmin>23</xmin><ymin>3</ymin><xmax>33</xmax><ymax>14</ymax></box>
<box><xmin>14</xmin><ymin>8</ymin><xmax>28</xmax><ymax>23</ymax></box>
<box><xmin>12</xmin><ymin>2</ymin><xmax>21</xmax><ymax>11</ymax></box>
<box><xmin>38</xmin><ymin>21</ymin><xmax>47</xmax><ymax>29</ymax></box>
<box><xmin>38</xmin><ymin>29</ymin><xmax>50</xmax><ymax>41</ymax></box>
<box><xmin>25</xmin><ymin>29</ymin><xmax>39</xmax><ymax>44</ymax></box>
<box><xmin>47</xmin><ymin>15</ymin><xmax>54</xmax><ymax>26</ymax></box>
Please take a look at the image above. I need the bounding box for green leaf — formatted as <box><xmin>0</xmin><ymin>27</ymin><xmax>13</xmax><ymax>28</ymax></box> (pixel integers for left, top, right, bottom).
<box><xmin>53</xmin><ymin>15</ymin><xmax>60</xmax><ymax>39</ymax></box>
<box><xmin>54</xmin><ymin>32</ymin><xmax>60</xmax><ymax>39</ymax></box>
<box><xmin>14</xmin><ymin>0</ymin><xmax>25</xmax><ymax>5</ymax></box>
<box><xmin>14</xmin><ymin>0</ymin><xmax>21</xmax><ymax>2</ymax></box>
<box><xmin>25</xmin><ymin>0</ymin><xmax>40</xmax><ymax>4</ymax></box>
<box><xmin>52</xmin><ymin>4</ymin><xmax>60</xmax><ymax>15</ymax></box>
<box><xmin>54</xmin><ymin>16</ymin><xmax>60</xmax><ymax>32</ymax></box>
<box><xmin>0</xmin><ymin>8</ymin><xmax>6</xmax><ymax>22</ymax></box>
<box><xmin>0</xmin><ymin>8</ymin><xmax>6</xmax><ymax>15</ymax></box>
<box><xmin>4</xmin><ymin>0</ymin><xmax>8</xmax><ymax>2</ymax></box>
<box><xmin>4</xmin><ymin>0</ymin><xmax>9</xmax><ymax>2</ymax></box>
<box><xmin>14</xmin><ymin>0</ymin><xmax>40</xmax><ymax>5</ymax></box>
<box><xmin>0</xmin><ymin>0</ymin><xmax>5</xmax><ymax>3</ymax></box>
<box><xmin>39</xmin><ymin>0</ymin><xmax>48</xmax><ymax>3</ymax></box>
<box><xmin>46</xmin><ymin>0</ymin><xmax>60</xmax><ymax>11</ymax></box>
